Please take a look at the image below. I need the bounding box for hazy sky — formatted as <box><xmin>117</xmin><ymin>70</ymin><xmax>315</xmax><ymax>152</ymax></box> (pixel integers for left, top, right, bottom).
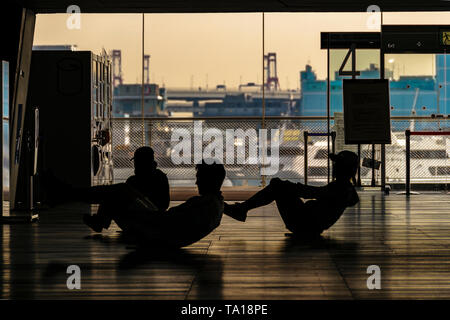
<box><xmin>34</xmin><ymin>11</ymin><xmax>450</xmax><ymax>89</ymax></box>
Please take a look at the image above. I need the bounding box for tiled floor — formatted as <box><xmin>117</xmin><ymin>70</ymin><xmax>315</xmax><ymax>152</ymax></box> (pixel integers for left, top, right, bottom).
<box><xmin>1</xmin><ymin>192</ymin><xmax>450</xmax><ymax>299</ymax></box>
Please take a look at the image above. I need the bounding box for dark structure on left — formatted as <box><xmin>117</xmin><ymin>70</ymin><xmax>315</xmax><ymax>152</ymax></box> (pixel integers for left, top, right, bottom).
<box><xmin>17</xmin><ymin>50</ymin><xmax>114</xmax><ymax>210</ymax></box>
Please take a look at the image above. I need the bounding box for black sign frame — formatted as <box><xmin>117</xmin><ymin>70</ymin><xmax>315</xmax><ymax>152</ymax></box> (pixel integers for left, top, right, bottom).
<box><xmin>343</xmin><ymin>79</ymin><xmax>391</xmax><ymax>145</ymax></box>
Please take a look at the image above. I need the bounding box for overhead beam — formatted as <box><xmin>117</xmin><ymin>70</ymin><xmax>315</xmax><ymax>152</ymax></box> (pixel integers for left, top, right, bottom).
<box><xmin>10</xmin><ymin>0</ymin><xmax>450</xmax><ymax>14</ymax></box>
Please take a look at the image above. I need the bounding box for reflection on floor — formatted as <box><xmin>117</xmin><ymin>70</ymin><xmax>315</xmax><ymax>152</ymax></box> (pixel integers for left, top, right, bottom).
<box><xmin>1</xmin><ymin>192</ymin><xmax>450</xmax><ymax>299</ymax></box>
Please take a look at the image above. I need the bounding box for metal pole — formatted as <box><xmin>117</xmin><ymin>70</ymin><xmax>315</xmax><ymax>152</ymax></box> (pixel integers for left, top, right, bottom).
<box><xmin>405</xmin><ymin>129</ymin><xmax>411</xmax><ymax>195</ymax></box>
<box><xmin>371</xmin><ymin>144</ymin><xmax>376</xmax><ymax>187</ymax></box>
<box><xmin>380</xmin><ymin>13</ymin><xmax>386</xmax><ymax>192</ymax></box>
<box><xmin>331</xmin><ymin>131</ymin><xmax>336</xmax><ymax>154</ymax></box>
<box><xmin>357</xmin><ymin>145</ymin><xmax>361</xmax><ymax>187</ymax></box>
<box><xmin>331</xmin><ymin>131</ymin><xmax>336</xmax><ymax>181</ymax></box>
<box><xmin>381</xmin><ymin>144</ymin><xmax>386</xmax><ymax>190</ymax></box>
<box><xmin>326</xmin><ymin>33</ymin><xmax>331</xmax><ymax>186</ymax></box>
<box><xmin>304</xmin><ymin>131</ymin><xmax>308</xmax><ymax>185</ymax></box>
<box><xmin>141</xmin><ymin>13</ymin><xmax>145</xmax><ymax>146</ymax></box>
<box><xmin>351</xmin><ymin>43</ymin><xmax>362</xmax><ymax>188</ymax></box>
<box><xmin>261</xmin><ymin>12</ymin><xmax>266</xmax><ymax>187</ymax></box>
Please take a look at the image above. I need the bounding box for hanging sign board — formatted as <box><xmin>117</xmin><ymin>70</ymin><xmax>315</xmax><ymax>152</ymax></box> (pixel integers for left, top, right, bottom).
<box><xmin>343</xmin><ymin>79</ymin><xmax>391</xmax><ymax>144</ymax></box>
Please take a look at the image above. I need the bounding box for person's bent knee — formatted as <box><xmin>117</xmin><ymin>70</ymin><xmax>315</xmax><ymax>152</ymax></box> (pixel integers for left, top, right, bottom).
<box><xmin>270</xmin><ymin>177</ymin><xmax>293</xmax><ymax>197</ymax></box>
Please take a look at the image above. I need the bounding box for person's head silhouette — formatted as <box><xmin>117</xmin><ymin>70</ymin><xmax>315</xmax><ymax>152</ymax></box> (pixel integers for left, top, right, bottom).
<box><xmin>330</xmin><ymin>150</ymin><xmax>358</xmax><ymax>183</ymax></box>
<box><xmin>195</xmin><ymin>159</ymin><xmax>226</xmax><ymax>195</ymax></box>
<box><xmin>132</xmin><ymin>146</ymin><xmax>157</xmax><ymax>176</ymax></box>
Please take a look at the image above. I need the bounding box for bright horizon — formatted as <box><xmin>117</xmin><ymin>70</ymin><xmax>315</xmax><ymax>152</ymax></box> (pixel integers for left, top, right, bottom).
<box><xmin>34</xmin><ymin>11</ymin><xmax>450</xmax><ymax>89</ymax></box>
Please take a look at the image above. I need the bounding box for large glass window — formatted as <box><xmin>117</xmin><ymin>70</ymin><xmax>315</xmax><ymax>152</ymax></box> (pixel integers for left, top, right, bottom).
<box><xmin>32</xmin><ymin>11</ymin><xmax>449</xmax><ymax>188</ymax></box>
<box><xmin>2</xmin><ymin>61</ymin><xmax>9</xmax><ymax>200</ymax></box>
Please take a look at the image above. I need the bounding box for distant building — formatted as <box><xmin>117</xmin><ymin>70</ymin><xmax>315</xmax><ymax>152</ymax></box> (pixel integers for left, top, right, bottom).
<box><xmin>299</xmin><ymin>55</ymin><xmax>450</xmax><ymax>118</ymax></box>
<box><xmin>113</xmin><ymin>84</ymin><xmax>167</xmax><ymax>117</ymax></box>
<box><xmin>32</xmin><ymin>45</ymin><xmax>78</xmax><ymax>51</ymax></box>
<box><xmin>198</xmin><ymin>93</ymin><xmax>295</xmax><ymax>117</ymax></box>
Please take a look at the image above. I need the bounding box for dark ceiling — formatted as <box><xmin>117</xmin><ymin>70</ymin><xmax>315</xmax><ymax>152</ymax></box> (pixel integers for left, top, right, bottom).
<box><xmin>10</xmin><ymin>0</ymin><xmax>450</xmax><ymax>13</ymax></box>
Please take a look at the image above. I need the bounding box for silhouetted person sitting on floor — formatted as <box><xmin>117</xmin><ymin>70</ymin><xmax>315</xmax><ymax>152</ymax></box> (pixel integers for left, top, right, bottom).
<box><xmin>83</xmin><ymin>146</ymin><xmax>170</xmax><ymax>232</ymax></box>
<box><xmin>45</xmin><ymin>159</ymin><xmax>225</xmax><ymax>249</ymax></box>
<box><xmin>224</xmin><ymin>150</ymin><xmax>360</xmax><ymax>238</ymax></box>
<box><xmin>115</xmin><ymin>159</ymin><xmax>226</xmax><ymax>248</ymax></box>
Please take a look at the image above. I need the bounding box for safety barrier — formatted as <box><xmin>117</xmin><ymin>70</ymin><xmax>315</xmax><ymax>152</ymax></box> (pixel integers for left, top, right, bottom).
<box><xmin>111</xmin><ymin>117</ymin><xmax>448</xmax><ymax>188</ymax></box>
<box><xmin>405</xmin><ymin>129</ymin><xmax>450</xmax><ymax>195</ymax></box>
<box><xmin>303</xmin><ymin>131</ymin><xmax>336</xmax><ymax>185</ymax></box>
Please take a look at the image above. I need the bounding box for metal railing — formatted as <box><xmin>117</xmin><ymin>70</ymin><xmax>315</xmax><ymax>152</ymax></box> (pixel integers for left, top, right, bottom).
<box><xmin>110</xmin><ymin>116</ymin><xmax>449</xmax><ymax>188</ymax></box>
<box><xmin>303</xmin><ymin>131</ymin><xmax>336</xmax><ymax>185</ymax></box>
<box><xmin>405</xmin><ymin>129</ymin><xmax>450</xmax><ymax>195</ymax></box>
